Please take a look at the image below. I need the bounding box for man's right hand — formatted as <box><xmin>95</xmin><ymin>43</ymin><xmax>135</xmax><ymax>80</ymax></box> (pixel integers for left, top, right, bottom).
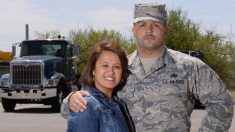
<box><xmin>68</xmin><ymin>90</ymin><xmax>91</xmax><ymax>112</ymax></box>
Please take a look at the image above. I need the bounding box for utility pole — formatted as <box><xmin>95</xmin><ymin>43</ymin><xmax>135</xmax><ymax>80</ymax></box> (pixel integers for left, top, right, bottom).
<box><xmin>228</xmin><ymin>25</ymin><xmax>234</xmax><ymax>43</ymax></box>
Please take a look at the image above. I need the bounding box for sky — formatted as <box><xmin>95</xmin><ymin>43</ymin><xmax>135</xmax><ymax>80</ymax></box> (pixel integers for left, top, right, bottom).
<box><xmin>0</xmin><ymin>0</ymin><xmax>235</xmax><ymax>51</ymax></box>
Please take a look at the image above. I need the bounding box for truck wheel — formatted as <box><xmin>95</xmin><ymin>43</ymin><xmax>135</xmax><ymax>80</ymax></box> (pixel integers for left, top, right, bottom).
<box><xmin>2</xmin><ymin>98</ymin><xmax>16</xmax><ymax>112</ymax></box>
<box><xmin>51</xmin><ymin>84</ymin><xmax>64</xmax><ymax>112</ymax></box>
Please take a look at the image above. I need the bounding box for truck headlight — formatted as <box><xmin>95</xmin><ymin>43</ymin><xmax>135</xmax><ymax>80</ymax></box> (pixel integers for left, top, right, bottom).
<box><xmin>48</xmin><ymin>79</ymin><xmax>59</xmax><ymax>87</ymax></box>
<box><xmin>0</xmin><ymin>80</ymin><xmax>8</xmax><ymax>86</ymax></box>
<box><xmin>0</xmin><ymin>74</ymin><xmax>9</xmax><ymax>87</ymax></box>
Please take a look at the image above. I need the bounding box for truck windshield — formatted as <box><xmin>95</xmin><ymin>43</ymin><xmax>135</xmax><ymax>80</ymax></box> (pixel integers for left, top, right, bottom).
<box><xmin>20</xmin><ymin>41</ymin><xmax>66</xmax><ymax>57</ymax></box>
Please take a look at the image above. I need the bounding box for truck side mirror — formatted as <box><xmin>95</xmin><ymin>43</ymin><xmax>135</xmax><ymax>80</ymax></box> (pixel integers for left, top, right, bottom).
<box><xmin>12</xmin><ymin>43</ymin><xmax>20</xmax><ymax>58</ymax></box>
<box><xmin>73</xmin><ymin>45</ymin><xmax>80</xmax><ymax>57</ymax></box>
<box><xmin>12</xmin><ymin>45</ymin><xmax>16</xmax><ymax>58</ymax></box>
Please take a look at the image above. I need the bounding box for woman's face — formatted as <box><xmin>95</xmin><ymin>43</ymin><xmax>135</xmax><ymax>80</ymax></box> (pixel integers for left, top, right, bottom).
<box><xmin>93</xmin><ymin>50</ymin><xmax>122</xmax><ymax>97</ymax></box>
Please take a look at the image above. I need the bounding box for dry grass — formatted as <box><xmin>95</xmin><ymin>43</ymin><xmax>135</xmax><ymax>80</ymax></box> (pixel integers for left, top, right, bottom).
<box><xmin>230</xmin><ymin>91</ymin><xmax>235</xmax><ymax>102</ymax></box>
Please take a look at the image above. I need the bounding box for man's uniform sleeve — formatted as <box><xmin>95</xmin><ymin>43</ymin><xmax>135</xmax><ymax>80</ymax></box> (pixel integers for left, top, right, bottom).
<box><xmin>60</xmin><ymin>92</ymin><xmax>74</xmax><ymax>119</ymax></box>
<box><xmin>193</xmin><ymin>62</ymin><xmax>234</xmax><ymax>132</ymax></box>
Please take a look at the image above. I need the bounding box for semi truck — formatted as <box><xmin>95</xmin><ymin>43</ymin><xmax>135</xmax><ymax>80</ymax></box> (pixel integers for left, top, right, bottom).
<box><xmin>0</xmin><ymin>38</ymin><xmax>80</xmax><ymax>112</ymax></box>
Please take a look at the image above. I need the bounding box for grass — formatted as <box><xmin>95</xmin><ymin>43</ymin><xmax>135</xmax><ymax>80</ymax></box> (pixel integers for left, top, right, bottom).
<box><xmin>230</xmin><ymin>91</ymin><xmax>235</xmax><ymax>103</ymax></box>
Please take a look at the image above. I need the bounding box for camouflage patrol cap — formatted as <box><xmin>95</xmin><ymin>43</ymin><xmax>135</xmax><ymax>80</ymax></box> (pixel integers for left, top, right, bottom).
<box><xmin>134</xmin><ymin>3</ymin><xmax>167</xmax><ymax>23</ymax></box>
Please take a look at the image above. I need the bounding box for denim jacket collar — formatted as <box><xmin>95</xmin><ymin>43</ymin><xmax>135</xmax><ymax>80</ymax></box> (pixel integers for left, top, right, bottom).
<box><xmin>83</xmin><ymin>85</ymin><xmax>122</xmax><ymax>103</ymax></box>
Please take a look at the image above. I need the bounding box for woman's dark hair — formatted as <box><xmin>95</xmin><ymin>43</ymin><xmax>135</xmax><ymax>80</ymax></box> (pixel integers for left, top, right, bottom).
<box><xmin>79</xmin><ymin>40</ymin><xmax>128</xmax><ymax>91</ymax></box>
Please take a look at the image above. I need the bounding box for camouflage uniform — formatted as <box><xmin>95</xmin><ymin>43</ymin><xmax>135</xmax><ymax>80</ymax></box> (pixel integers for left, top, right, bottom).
<box><xmin>133</xmin><ymin>3</ymin><xmax>167</xmax><ymax>24</ymax></box>
<box><xmin>118</xmin><ymin>47</ymin><xmax>234</xmax><ymax>132</ymax></box>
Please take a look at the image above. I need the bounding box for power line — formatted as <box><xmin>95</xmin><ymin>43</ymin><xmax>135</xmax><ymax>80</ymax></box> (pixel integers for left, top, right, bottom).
<box><xmin>182</xmin><ymin>0</ymin><xmax>235</xmax><ymax>18</ymax></box>
<box><xmin>187</xmin><ymin>0</ymin><xmax>235</xmax><ymax>12</ymax></box>
<box><xmin>190</xmin><ymin>6</ymin><xmax>235</xmax><ymax>18</ymax></box>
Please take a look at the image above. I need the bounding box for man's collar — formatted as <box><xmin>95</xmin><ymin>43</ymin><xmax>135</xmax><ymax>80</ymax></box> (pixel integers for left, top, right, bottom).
<box><xmin>128</xmin><ymin>46</ymin><xmax>176</xmax><ymax>67</ymax></box>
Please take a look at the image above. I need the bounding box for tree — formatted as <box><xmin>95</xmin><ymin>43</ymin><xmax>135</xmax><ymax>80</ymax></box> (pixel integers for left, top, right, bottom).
<box><xmin>166</xmin><ymin>9</ymin><xmax>200</xmax><ymax>51</ymax></box>
<box><xmin>68</xmin><ymin>27</ymin><xmax>135</xmax><ymax>74</ymax></box>
<box><xmin>167</xmin><ymin>9</ymin><xmax>235</xmax><ymax>90</ymax></box>
<box><xmin>34</xmin><ymin>30</ymin><xmax>61</xmax><ymax>39</ymax></box>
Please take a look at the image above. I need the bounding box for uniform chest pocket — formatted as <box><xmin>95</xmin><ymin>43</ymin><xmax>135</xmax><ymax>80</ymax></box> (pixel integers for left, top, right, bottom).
<box><xmin>154</xmin><ymin>71</ymin><xmax>189</xmax><ymax>97</ymax></box>
<box><xmin>160</xmin><ymin>80</ymin><xmax>188</xmax><ymax>95</ymax></box>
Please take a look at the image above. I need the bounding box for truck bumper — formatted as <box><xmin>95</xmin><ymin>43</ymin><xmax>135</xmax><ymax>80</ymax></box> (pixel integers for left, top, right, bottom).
<box><xmin>0</xmin><ymin>88</ymin><xmax>57</xmax><ymax>99</ymax></box>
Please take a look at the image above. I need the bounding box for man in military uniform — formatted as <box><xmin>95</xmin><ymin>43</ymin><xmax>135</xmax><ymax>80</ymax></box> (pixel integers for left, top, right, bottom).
<box><xmin>61</xmin><ymin>3</ymin><xmax>234</xmax><ymax>132</ymax></box>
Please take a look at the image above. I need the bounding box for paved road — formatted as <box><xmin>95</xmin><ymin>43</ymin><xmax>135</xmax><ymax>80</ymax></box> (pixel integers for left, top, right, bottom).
<box><xmin>0</xmin><ymin>103</ymin><xmax>234</xmax><ymax>132</ymax></box>
<box><xmin>0</xmin><ymin>103</ymin><xmax>67</xmax><ymax>132</ymax></box>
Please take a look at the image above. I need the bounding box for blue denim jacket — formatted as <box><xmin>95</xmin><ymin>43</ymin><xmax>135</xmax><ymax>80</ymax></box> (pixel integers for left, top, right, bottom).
<box><xmin>67</xmin><ymin>85</ymin><xmax>135</xmax><ymax>132</ymax></box>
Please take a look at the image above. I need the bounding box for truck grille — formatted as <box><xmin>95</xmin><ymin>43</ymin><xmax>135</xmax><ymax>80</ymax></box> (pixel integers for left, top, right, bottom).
<box><xmin>11</xmin><ymin>64</ymin><xmax>43</xmax><ymax>85</ymax></box>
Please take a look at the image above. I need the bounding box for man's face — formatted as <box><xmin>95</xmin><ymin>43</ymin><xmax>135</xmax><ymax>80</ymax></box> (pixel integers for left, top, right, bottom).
<box><xmin>132</xmin><ymin>20</ymin><xmax>168</xmax><ymax>52</ymax></box>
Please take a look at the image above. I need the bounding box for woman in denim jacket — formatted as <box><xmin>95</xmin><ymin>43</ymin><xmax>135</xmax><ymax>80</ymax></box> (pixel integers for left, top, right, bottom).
<box><xmin>67</xmin><ymin>41</ymin><xmax>135</xmax><ymax>132</ymax></box>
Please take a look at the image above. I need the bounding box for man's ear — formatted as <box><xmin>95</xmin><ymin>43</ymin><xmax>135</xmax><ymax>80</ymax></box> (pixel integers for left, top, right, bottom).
<box><xmin>132</xmin><ymin>25</ymin><xmax>136</xmax><ymax>36</ymax></box>
<box><xmin>165</xmin><ymin>25</ymin><xmax>169</xmax><ymax>35</ymax></box>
